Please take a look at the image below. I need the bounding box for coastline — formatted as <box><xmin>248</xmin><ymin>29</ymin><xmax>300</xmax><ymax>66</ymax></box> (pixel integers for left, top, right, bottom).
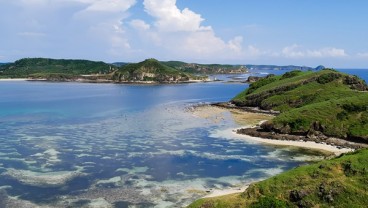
<box><xmin>191</xmin><ymin>103</ymin><xmax>355</xmax><ymax>200</ymax></box>
<box><xmin>0</xmin><ymin>78</ymin><xmax>210</xmax><ymax>84</ymax></box>
<box><xmin>0</xmin><ymin>78</ymin><xmax>29</xmax><ymax>81</ymax></box>
<box><xmin>192</xmin><ymin>103</ymin><xmax>356</xmax><ymax>155</ymax></box>
<box><xmin>232</xmin><ymin>127</ymin><xmax>353</xmax><ymax>156</ymax></box>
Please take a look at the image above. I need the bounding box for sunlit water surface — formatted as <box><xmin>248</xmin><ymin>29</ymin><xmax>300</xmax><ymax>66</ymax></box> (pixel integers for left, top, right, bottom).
<box><xmin>0</xmin><ymin>70</ymin><xmax>366</xmax><ymax>207</ymax></box>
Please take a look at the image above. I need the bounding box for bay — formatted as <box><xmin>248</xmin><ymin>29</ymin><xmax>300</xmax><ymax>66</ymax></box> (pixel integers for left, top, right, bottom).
<box><xmin>0</xmin><ymin>70</ymin><xmax>365</xmax><ymax>207</ymax></box>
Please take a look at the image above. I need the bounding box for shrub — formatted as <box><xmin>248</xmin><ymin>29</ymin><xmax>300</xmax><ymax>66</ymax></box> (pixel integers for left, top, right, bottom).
<box><xmin>280</xmin><ymin>70</ymin><xmax>302</xmax><ymax>80</ymax></box>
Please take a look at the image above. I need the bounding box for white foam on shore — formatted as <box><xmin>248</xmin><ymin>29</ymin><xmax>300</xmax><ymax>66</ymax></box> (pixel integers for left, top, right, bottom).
<box><xmin>211</xmin><ymin>127</ymin><xmax>353</xmax><ymax>156</ymax></box>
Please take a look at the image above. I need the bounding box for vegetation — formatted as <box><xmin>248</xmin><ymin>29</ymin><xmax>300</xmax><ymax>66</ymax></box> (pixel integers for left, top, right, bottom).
<box><xmin>112</xmin><ymin>58</ymin><xmax>204</xmax><ymax>83</ymax></box>
<box><xmin>0</xmin><ymin>58</ymin><xmax>205</xmax><ymax>83</ymax></box>
<box><xmin>0</xmin><ymin>58</ymin><xmax>115</xmax><ymax>78</ymax></box>
<box><xmin>231</xmin><ymin>69</ymin><xmax>368</xmax><ymax>142</ymax></box>
<box><xmin>162</xmin><ymin>61</ymin><xmax>248</xmax><ymax>74</ymax></box>
<box><xmin>188</xmin><ymin>148</ymin><xmax>368</xmax><ymax>208</ymax></box>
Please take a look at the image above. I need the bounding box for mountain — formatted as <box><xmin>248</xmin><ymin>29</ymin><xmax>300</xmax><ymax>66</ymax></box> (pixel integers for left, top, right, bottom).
<box><xmin>111</xmin><ymin>58</ymin><xmax>204</xmax><ymax>83</ymax></box>
<box><xmin>162</xmin><ymin>61</ymin><xmax>248</xmax><ymax>74</ymax></box>
<box><xmin>0</xmin><ymin>58</ymin><xmax>116</xmax><ymax>79</ymax></box>
<box><xmin>232</xmin><ymin>69</ymin><xmax>368</xmax><ymax>142</ymax></box>
<box><xmin>189</xmin><ymin>148</ymin><xmax>368</xmax><ymax>208</ymax></box>
<box><xmin>0</xmin><ymin>58</ymin><xmax>205</xmax><ymax>83</ymax></box>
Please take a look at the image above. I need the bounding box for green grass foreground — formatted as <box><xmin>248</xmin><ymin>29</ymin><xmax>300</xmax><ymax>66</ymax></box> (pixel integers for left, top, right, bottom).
<box><xmin>188</xmin><ymin>148</ymin><xmax>368</xmax><ymax>208</ymax></box>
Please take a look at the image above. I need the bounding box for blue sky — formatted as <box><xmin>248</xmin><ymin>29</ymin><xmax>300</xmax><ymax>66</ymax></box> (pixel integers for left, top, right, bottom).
<box><xmin>0</xmin><ymin>0</ymin><xmax>367</xmax><ymax>68</ymax></box>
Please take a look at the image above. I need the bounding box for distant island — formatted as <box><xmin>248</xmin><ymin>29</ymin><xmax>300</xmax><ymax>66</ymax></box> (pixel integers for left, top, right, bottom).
<box><xmin>189</xmin><ymin>69</ymin><xmax>368</xmax><ymax>207</ymax></box>
<box><xmin>0</xmin><ymin>58</ymin><xmax>205</xmax><ymax>84</ymax></box>
<box><xmin>0</xmin><ymin>57</ymin><xmax>323</xmax><ymax>84</ymax></box>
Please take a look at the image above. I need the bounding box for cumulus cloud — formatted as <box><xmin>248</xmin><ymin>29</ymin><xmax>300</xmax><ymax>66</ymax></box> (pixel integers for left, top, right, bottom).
<box><xmin>133</xmin><ymin>0</ymin><xmax>244</xmax><ymax>61</ymax></box>
<box><xmin>281</xmin><ymin>44</ymin><xmax>347</xmax><ymax>58</ymax></box>
<box><xmin>129</xmin><ymin>19</ymin><xmax>151</xmax><ymax>31</ymax></box>
<box><xmin>2</xmin><ymin>0</ymin><xmax>137</xmax><ymax>60</ymax></box>
<box><xmin>143</xmin><ymin>0</ymin><xmax>211</xmax><ymax>32</ymax></box>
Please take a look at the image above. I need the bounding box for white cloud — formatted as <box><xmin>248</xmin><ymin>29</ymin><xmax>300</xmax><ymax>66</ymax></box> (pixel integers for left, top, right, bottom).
<box><xmin>130</xmin><ymin>19</ymin><xmax>150</xmax><ymax>31</ymax></box>
<box><xmin>228</xmin><ymin>36</ymin><xmax>244</xmax><ymax>53</ymax></box>
<box><xmin>357</xmin><ymin>52</ymin><xmax>368</xmax><ymax>58</ymax></box>
<box><xmin>281</xmin><ymin>44</ymin><xmax>347</xmax><ymax>58</ymax></box>
<box><xmin>135</xmin><ymin>0</ymin><xmax>244</xmax><ymax>61</ymax></box>
<box><xmin>143</xmin><ymin>0</ymin><xmax>210</xmax><ymax>32</ymax></box>
<box><xmin>80</xmin><ymin>0</ymin><xmax>136</xmax><ymax>13</ymax></box>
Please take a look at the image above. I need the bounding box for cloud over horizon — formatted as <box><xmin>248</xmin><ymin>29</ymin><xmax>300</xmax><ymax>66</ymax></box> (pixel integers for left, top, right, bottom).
<box><xmin>0</xmin><ymin>0</ymin><xmax>366</xmax><ymax>67</ymax></box>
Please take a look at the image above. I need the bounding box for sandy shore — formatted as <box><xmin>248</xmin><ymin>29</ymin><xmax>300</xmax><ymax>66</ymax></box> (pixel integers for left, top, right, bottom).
<box><xmin>231</xmin><ymin>127</ymin><xmax>353</xmax><ymax>156</ymax></box>
<box><xmin>191</xmin><ymin>104</ymin><xmax>353</xmax><ymax>156</ymax></box>
<box><xmin>203</xmin><ymin>185</ymin><xmax>249</xmax><ymax>198</ymax></box>
<box><xmin>190</xmin><ymin>104</ymin><xmax>274</xmax><ymax>126</ymax></box>
<box><xmin>0</xmin><ymin>78</ymin><xmax>28</xmax><ymax>81</ymax></box>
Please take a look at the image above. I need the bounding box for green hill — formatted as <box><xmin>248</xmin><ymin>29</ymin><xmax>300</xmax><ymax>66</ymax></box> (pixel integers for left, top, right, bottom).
<box><xmin>112</xmin><ymin>58</ymin><xmax>203</xmax><ymax>83</ymax></box>
<box><xmin>232</xmin><ymin>69</ymin><xmax>368</xmax><ymax>142</ymax></box>
<box><xmin>162</xmin><ymin>61</ymin><xmax>248</xmax><ymax>74</ymax></box>
<box><xmin>189</xmin><ymin>69</ymin><xmax>368</xmax><ymax>207</ymax></box>
<box><xmin>189</xmin><ymin>148</ymin><xmax>368</xmax><ymax>208</ymax></box>
<box><xmin>0</xmin><ymin>58</ymin><xmax>115</xmax><ymax>79</ymax></box>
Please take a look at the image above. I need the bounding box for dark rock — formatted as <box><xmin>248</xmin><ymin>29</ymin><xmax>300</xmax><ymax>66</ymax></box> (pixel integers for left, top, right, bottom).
<box><xmin>247</xmin><ymin>76</ymin><xmax>263</xmax><ymax>83</ymax></box>
<box><xmin>290</xmin><ymin>189</ymin><xmax>309</xmax><ymax>202</ymax></box>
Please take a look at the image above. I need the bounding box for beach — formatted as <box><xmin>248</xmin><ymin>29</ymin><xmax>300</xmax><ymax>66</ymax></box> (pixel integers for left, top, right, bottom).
<box><xmin>192</xmin><ymin>104</ymin><xmax>354</xmax><ymax>156</ymax></box>
<box><xmin>0</xmin><ymin>78</ymin><xmax>28</xmax><ymax>81</ymax></box>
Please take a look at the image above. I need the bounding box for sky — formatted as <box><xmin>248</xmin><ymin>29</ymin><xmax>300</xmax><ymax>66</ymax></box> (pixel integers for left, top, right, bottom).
<box><xmin>0</xmin><ymin>0</ymin><xmax>368</xmax><ymax>68</ymax></box>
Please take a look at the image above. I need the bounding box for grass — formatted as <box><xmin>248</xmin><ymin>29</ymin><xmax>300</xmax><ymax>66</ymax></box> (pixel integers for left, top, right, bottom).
<box><xmin>188</xmin><ymin>148</ymin><xmax>368</xmax><ymax>208</ymax></box>
<box><xmin>231</xmin><ymin>69</ymin><xmax>368</xmax><ymax>141</ymax></box>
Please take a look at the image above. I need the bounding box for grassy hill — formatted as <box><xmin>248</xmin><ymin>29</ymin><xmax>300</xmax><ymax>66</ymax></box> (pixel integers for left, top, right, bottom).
<box><xmin>112</xmin><ymin>58</ymin><xmax>203</xmax><ymax>83</ymax></box>
<box><xmin>0</xmin><ymin>58</ymin><xmax>115</xmax><ymax>79</ymax></box>
<box><xmin>189</xmin><ymin>148</ymin><xmax>368</xmax><ymax>208</ymax></box>
<box><xmin>232</xmin><ymin>69</ymin><xmax>368</xmax><ymax>142</ymax></box>
<box><xmin>0</xmin><ymin>58</ymin><xmax>206</xmax><ymax>83</ymax></box>
<box><xmin>162</xmin><ymin>61</ymin><xmax>248</xmax><ymax>74</ymax></box>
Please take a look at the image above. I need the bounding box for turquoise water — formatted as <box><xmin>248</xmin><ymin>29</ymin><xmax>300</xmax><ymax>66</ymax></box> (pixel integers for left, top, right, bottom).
<box><xmin>0</xmin><ymin>71</ymin><xmax>365</xmax><ymax>207</ymax></box>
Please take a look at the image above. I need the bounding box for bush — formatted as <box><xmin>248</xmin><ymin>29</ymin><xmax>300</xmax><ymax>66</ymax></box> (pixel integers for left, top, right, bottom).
<box><xmin>247</xmin><ymin>76</ymin><xmax>277</xmax><ymax>94</ymax></box>
<box><xmin>281</xmin><ymin>70</ymin><xmax>302</xmax><ymax>80</ymax></box>
<box><xmin>317</xmin><ymin>73</ymin><xmax>341</xmax><ymax>84</ymax></box>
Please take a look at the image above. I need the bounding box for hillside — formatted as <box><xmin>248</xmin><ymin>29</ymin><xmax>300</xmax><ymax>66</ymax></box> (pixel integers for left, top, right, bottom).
<box><xmin>231</xmin><ymin>69</ymin><xmax>368</xmax><ymax>143</ymax></box>
<box><xmin>189</xmin><ymin>148</ymin><xmax>368</xmax><ymax>208</ymax></box>
<box><xmin>162</xmin><ymin>61</ymin><xmax>248</xmax><ymax>74</ymax></box>
<box><xmin>112</xmin><ymin>58</ymin><xmax>204</xmax><ymax>83</ymax></box>
<box><xmin>0</xmin><ymin>58</ymin><xmax>115</xmax><ymax>79</ymax></box>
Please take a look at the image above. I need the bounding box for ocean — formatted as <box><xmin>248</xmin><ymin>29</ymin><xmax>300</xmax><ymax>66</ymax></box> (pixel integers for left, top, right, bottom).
<box><xmin>0</xmin><ymin>69</ymin><xmax>366</xmax><ymax>207</ymax></box>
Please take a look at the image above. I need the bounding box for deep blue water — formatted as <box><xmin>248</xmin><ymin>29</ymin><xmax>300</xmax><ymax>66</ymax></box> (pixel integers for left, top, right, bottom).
<box><xmin>337</xmin><ymin>69</ymin><xmax>368</xmax><ymax>82</ymax></box>
<box><xmin>0</xmin><ymin>71</ymin><xmax>363</xmax><ymax>207</ymax></box>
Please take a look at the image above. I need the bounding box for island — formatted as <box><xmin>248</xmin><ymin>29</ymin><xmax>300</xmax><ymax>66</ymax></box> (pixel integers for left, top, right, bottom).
<box><xmin>189</xmin><ymin>69</ymin><xmax>368</xmax><ymax>207</ymax></box>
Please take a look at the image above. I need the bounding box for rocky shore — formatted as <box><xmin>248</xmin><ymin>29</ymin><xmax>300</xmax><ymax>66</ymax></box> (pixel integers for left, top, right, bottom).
<box><xmin>211</xmin><ymin>102</ymin><xmax>368</xmax><ymax>150</ymax></box>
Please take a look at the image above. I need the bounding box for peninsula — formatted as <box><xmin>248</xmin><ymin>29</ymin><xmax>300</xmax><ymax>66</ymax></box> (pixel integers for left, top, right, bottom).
<box><xmin>189</xmin><ymin>69</ymin><xmax>368</xmax><ymax>207</ymax></box>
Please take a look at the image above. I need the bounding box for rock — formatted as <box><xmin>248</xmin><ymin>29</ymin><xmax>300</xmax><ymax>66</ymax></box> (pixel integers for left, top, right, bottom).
<box><xmin>290</xmin><ymin>189</ymin><xmax>309</xmax><ymax>202</ymax></box>
<box><xmin>246</xmin><ymin>76</ymin><xmax>263</xmax><ymax>83</ymax></box>
<box><xmin>279</xmin><ymin>125</ymin><xmax>291</xmax><ymax>134</ymax></box>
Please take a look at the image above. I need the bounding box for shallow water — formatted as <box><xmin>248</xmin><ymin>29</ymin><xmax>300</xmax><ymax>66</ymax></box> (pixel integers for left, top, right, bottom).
<box><xmin>0</xmin><ymin>80</ymin><xmax>334</xmax><ymax>207</ymax></box>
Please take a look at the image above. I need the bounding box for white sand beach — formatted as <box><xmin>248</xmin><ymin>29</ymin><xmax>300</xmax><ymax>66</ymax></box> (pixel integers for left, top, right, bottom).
<box><xmin>192</xmin><ymin>104</ymin><xmax>354</xmax><ymax>156</ymax></box>
<box><xmin>0</xmin><ymin>78</ymin><xmax>28</xmax><ymax>81</ymax></box>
